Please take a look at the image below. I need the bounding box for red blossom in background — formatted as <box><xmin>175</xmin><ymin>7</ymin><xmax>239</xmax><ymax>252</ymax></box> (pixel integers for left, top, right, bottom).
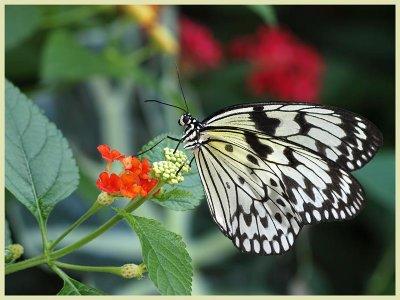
<box><xmin>229</xmin><ymin>26</ymin><xmax>325</xmax><ymax>102</ymax></box>
<box><xmin>179</xmin><ymin>16</ymin><xmax>222</xmax><ymax>72</ymax></box>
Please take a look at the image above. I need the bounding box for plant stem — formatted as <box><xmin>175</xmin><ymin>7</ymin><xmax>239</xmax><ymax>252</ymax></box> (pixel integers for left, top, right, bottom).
<box><xmin>5</xmin><ymin>254</ymin><xmax>47</xmax><ymax>275</ymax></box>
<box><xmin>50</xmin><ymin>194</ymin><xmax>149</xmax><ymax>261</ymax></box>
<box><xmin>55</xmin><ymin>261</ymin><xmax>121</xmax><ymax>276</ymax></box>
<box><xmin>51</xmin><ymin>265</ymin><xmax>80</xmax><ymax>294</ymax></box>
<box><xmin>49</xmin><ymin>202</ymin><xmax>102</xmax><ymax>250</ymax></box>
<box><xmin>5</xmin><ymin>184</ymin><xmax>161</xmax><ymax>275</ymax></box>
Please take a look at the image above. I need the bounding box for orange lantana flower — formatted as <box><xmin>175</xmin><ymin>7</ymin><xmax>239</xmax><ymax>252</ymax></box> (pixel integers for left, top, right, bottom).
<box><xmin>96</xmin><ymin>145</ymin><xmax>158</xmax><ymax>199</ymax></box>
<box><xmin>96</xmin><ymin>172</ymin><xmax>121</xmax><ymax>195</ymax></box>
<box><xmin>120</xmin><ymin>171</ymin><xmax>146</xmax><ymax>198</ymax></box>
<box><xmin>97</xmin><ymin>144</ymin><xmax>125</xmax><ymax>162</ymax></box>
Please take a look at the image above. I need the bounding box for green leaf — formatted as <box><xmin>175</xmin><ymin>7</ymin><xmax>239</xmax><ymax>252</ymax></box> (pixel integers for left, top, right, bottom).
<box><xmin>58</xmin><ymin>277</ymin><xmax>103</xmax><ymax>295</ymax></box>
<box><xmin>140</xmin><ymin>134</ymin><xmax>203</xmax><ymax>211</ymax></box>
<box><xmin>5</xmin><ymin>219</ymin><xmax>13</xmax><ymax>246</ymax></box>
<box><xmin>247</xmin><ymin>5</ymin><xmax>277</xmax><ymax>26</ymax></box>
<box><xmin>123</xmin><ymin>214</ymin><xmax>192</xmax><ymax>295</ymax></box>
<box><xmin>354</xmin><ymin>150</ymin><xmax>395</xmax><ymax>210</ymax></box>
<box><xmin>6</xmin><ymin>6</ymin><xmax>41</xmax><ymax>51</ymax></box>
<box><xmin>5</xmin><ymin>80</ymin><xmax>79</xmax><ymax>222</ymax></box>
<box><xmin>41</xmin><ymin>30</ymin><xmax>125</xmax><ymax>82</ymax></box>
<box><xmin>155</xmin><ymin>188</ymin><xmax>200</xmax><ymax>211</ymax></box>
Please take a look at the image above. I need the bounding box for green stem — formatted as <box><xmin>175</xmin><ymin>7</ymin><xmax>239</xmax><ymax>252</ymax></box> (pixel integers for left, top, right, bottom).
<box><xmin>55</xmin><ymin>261</ymin><xmax>121</xmax><ymax>276</ymax></box>
<box><xmin>51</xmin><ymin>265</ymin><xmax>80</xmax><ymax>294</ymax></box>
<box><xmin>50</xmin><ymin>195</ymin><xmax>149</xmax><ymax>261</ymax></box>
<box><xmin>5</xmin><ymin>184</ymin><xmax>161</xmax><ymax>275</ymax></box>
<box><xmin>49</xmin><ymin>202</ymin><xmax>102</xmax><ymax>250</ymax></box>
<box><xmin>5</xmin><ymin>254</ymin><xmax>47</xmax><ymax>275</ymax></box>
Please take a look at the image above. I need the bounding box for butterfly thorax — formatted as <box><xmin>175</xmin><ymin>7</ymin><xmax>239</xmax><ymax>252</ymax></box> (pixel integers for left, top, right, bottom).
<box><xmin>178</xmin><ymin>113</ymin><xmax>205</xmax><ymax>149</ymax></box>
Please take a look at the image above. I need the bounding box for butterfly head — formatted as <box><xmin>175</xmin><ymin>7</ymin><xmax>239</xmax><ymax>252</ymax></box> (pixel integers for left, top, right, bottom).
<box><xmin>178</xmin><ymin>113</ymin><xmax>194</xmax><ymax>126</ymax></box>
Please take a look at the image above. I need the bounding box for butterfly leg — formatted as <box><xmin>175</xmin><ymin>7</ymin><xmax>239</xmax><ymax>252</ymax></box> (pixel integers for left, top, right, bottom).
<box><xmin>175</xmin><ymin>155</ymin><xmax>195</xmax><ymax>175</ymax></box>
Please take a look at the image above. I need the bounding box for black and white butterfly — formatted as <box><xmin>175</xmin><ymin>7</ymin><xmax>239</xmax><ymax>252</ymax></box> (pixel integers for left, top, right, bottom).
<box><xmin>148</xmin><ymin>98</ymin><xmax>383</xmax><ymax>255</ymax></box>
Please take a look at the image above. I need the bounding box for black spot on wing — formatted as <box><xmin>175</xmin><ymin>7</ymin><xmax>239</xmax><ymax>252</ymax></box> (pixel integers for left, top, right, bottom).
<box><xmin>246</xmin><ymin>154</ymin><xmax>259</xmax><ymax>165</ymax></box>
<box><xmin>250</xmin><ymin>111</ymin><xmax>281</xmax><ymax>135</ymax></box>
<box><xmin>276</xmin><ymin>199</ymin><xmax>286</xmax><ymax>207</ymax></box>
<box><xmin>244</xmin><ymin>131</ymin><xmax>273</xmax><ymax>158</ymax></box>
<box><xmin>225</xmin><ymin>144</ymin><xmax>233</xmax><ymax>152</ymax></box>
<box><xmin>275</xmin><ymin>213</ymin><xmax>282</xmax><ymax>223</ymax></box>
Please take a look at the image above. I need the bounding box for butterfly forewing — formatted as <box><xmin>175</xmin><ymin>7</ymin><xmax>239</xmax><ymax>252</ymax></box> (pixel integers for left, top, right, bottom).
<box><xmin>203</xmin><ymin>102</ymin><xmax>383</xmax><ymax>171</ymax></box>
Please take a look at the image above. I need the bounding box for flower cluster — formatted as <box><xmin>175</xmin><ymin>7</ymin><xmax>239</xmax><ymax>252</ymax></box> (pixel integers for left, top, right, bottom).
<box><xmin>229</xmin><ymin>26</ymin><xmax>325</xmax><ymax>102</ymax></box>
<box><xmin>152</xmin><ymin>148</ymin><xmax>190</xmax><ymax>184</ymax></box>
<box><xmin>179</xmin><ymin>16</ymin><xmax>222</xmax><ymax>73</ymax></box>
<box><xmin>96</xmin><ymin>145</ymin><xmax>158</xmax><ymax>200</ymax></box>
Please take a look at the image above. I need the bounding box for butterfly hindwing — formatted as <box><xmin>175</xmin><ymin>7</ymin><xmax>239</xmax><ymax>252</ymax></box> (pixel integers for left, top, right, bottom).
<box><xmin>203</xmin><ymin>102</ymin><xmax>383</xmax><ymax>172</ymax></box>
<box><xmin>195</xmin><ymin>127</ymin><xmax>365</xmax><ymax>255</ymax></box>
<box><xmin>195</xmin><ymin>144</ymin><xmax>302</xmax><ymax>255</ymax></box>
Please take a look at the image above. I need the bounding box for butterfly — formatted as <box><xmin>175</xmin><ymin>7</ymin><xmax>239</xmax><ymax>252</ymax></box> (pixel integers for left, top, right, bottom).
<box><xmin>146</xmin><ymin>96</ymin><xmax>382</xmax><ymax>255</ymax></box>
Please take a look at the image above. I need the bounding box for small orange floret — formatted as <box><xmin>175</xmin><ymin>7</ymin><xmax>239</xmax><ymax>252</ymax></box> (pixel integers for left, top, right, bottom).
<box><xmin>122</xmin><ymin>156</ymin><xmax>142</xmax><ymax>175</ymax></box>
<box><xmin>96</xmin><ymin>172</ymin><xmax>121</xmax><ymax>194</ymax></box>
<box><xmin>120</xmin><ymin>171</ymin><xmax>145</xmax><ymax>198</ymax></box>
<box><xmin>97</xmin><ymin>144</ymin><xmax>125</xmax><ymax>162</ymax></box>
<box><xmin>140</xmin><ymin>178</ymin><xmax>158</xmax><ymax>194</ymax></box>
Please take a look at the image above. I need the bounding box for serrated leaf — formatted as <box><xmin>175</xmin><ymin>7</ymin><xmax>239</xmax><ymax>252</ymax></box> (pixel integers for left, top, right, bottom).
<box><xmin>123</xmin><ymin>214</ymin><xmax>192</xmax><ymax>295</ymax></box>
<box><xmin>155</xmin><ymin>188</ymin><xmax>200</xmax><ymax>211</ymax></box>
<box><xmin>6</xmin><ymin>6</ymin><xmax>41</xmax><ymax>51</ymax></box>
<box><xmin>140</xmin><ymin>133</ymin><xmax>203</xmax><ymax>210</ymax></box>
<box><xmin>58</xmin><ymin>277</ymin><xmax>103</xmax><ymax>295</ymax></box>
<box><xmin>5</xmin><ymin>80</ymin><xmax>79</xmax><ymax>222</ymax></box>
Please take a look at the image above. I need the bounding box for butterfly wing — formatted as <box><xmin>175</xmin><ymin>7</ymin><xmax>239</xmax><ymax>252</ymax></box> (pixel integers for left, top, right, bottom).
<box><xmin>203</xmin><ymin>102</ymin><xmax>383</xmax><ymax>171</ymax></box>
<box><xmin>195</xmin><ymin>127</ymin><xmax>365</xmax><ymax>255</ymax></box>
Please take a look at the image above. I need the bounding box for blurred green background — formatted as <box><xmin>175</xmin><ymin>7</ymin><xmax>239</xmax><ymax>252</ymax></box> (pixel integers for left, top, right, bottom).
<box><xmin>5</xmin><ymin>5</ymin><xmax>395</xmax><ymax>295</ymax></box>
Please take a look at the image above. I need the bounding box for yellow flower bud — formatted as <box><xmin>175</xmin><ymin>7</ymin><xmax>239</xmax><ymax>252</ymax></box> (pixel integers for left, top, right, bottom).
<box><xmin>121</xmin><ymin>263</ymin><xmax>146</xmax><ymax>279</ymax></box>
<box><xmin>9</xmin><ymin>244</ymin><xmax>24</xmax><ymax>260</ymax></box>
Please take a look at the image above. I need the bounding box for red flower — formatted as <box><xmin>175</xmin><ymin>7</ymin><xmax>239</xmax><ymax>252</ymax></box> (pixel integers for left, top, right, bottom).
<box><xmin>179</xmin><ymin>16</ymin><xmax>222</xmax><ymax>71</ymax></box>
<box><xmin>140</xmin><ymin>178</ymin><xmax>158</xmax><ymax>194</ymax></box>
<box><xmin>96</xmin><ymin>145</ymin><xmax>158</xmax><ymax>199</ymax></box>
<box><xmin>97</xmin><ymin>144</ymin><xmax>125</xmax><ymax>162</ymax></box>
<box><xmin>120</xmin><ymin>171</ymin><xmax>145</xmax><ymax>198</ymax></box>
<box><xmin>96</xmin><ymin>172</ymin><xmax>121</xmax><ymax>195</ymax></box>
<box><xmin>229</xmin><ymin>26</ymin><xmax>325</xmax><ymax>102</ymax></box>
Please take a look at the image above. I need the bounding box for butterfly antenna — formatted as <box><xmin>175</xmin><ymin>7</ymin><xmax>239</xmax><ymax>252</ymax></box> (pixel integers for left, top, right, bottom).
<box><xmin>144</xmin><ymin>99</ymin><xmax>187</xmax><ymax>113</ymax></box>
<box><xmin>175</xmin><ymin>64</ymin><xmax>189</xmax><ymax>113</ymax></box>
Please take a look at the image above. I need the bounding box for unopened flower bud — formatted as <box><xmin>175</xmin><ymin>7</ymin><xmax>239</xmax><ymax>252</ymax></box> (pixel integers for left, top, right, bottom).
<box><xmin>97</xmin><ymin>192</ymin><xmax>115</xmax><ymax>206</ymax></box>
<box><xmin>8</xmin><ymin>244</ymin><xmax>24</xmax><ymax>260</ymax></box>
<box><xmin>121</xmin><ymin>263</ymin><xmax>146</xmax><ymax>279</ymax></box>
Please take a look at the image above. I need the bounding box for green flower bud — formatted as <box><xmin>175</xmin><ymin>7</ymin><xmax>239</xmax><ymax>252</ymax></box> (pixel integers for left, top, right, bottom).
<box><xmin>8</xmin><ymin>244</ymin><xmax>24</xmax><ymax>260</ymax></box>
<box><xmin>97</xmin><ymin>192</ymin><xmax>115</xmax><ymax>206</ymax></box>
